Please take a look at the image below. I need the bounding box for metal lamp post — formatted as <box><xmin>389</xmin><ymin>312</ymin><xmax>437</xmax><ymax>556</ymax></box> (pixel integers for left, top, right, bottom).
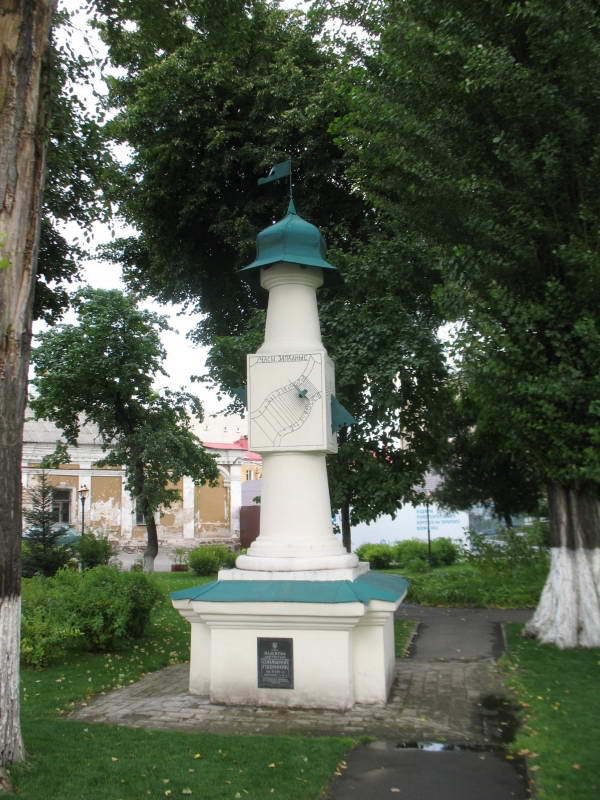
<box><xmin>78</xmin><ymin>485</ymin><xmax>89</xmax><ymax>535</ymax></box>
<box><xmin>425</xmin><ymin>493</ymin><xmax>432</xmax><ymax>566</ymax></box>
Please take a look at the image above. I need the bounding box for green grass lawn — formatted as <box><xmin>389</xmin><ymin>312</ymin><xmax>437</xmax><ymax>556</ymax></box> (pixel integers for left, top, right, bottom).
<box><xmin>384</xmin><ymin>563</ymin><xmax>547</xmax><ymax>608</ymax></box>
<box><xmin>502</xmin><ymin>624</ymin><xmax>600</xmax><ymax>800</ymax></box>
<box><xmin>7</xmin><ymin>571</ymin><xmax>354</xmax><ymax>800</ymax></box>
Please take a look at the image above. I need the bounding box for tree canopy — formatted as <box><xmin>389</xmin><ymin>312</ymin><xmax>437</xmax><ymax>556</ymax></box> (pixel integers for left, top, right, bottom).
<box><xmin>94</xmin><ymin>0</ymin><xmax>451</xmax><ymax>543</ymax></box>
<box><xmin>328</xmin><ymin>0</ymin><xmax>600</xmax><ymax>645</ymax></box>
<box><xmin>30</xmin><ymin>288</ymin><xmax>219</xmax><ymax>570</ymax></box>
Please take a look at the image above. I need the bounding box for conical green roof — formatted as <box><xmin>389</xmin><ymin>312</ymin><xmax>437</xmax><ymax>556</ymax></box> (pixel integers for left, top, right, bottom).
<box><xmin>240</xmin><ymin>200</ymin><xmax>338</xmax><ymax>280</ymax></box>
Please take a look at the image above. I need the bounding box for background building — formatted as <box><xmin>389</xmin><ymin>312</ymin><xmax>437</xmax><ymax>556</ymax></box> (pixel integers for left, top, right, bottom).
<box><xmin>22</xmin><ymin>411</ymin><xmax>261</xmax><ymax>550</ymax></box>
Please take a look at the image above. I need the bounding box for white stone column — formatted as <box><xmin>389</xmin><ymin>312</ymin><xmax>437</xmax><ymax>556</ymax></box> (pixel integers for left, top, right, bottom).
<box><xmin>236</xmin><ymin>261</ymin><xmax>357</xmax><ymax>574</ymax></box>
<box><xmin>229</xmin><ymin>461</ymin><xmax>242</xmax><ymax>539</ymax></box>
<box><xmin>182</xmin><ymin>475</ymin><xmax>195</xmax><ymax>539</ymax></box>
<box><xmin>121</xmin><ymin>473</ymin><xmax>133</xmax><ymax>539</ymax></box>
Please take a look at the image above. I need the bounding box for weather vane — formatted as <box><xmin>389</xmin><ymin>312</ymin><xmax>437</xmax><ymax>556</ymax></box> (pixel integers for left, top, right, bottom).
<box><xmin>258</xmin><ymin>158</ymin><xmax>293</xmax><ymax>203</ymax></box>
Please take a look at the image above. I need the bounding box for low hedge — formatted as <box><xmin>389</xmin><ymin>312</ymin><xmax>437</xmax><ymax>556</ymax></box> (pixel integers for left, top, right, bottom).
<box><xmin>188</xmin><ymin>544</ymin><xmax>236</xmax><ymax>576</ymax></box>
<box><xmin>21</xmin><ymin>565</ymin><xmax>163</xmax><ymax>667</ymax></box>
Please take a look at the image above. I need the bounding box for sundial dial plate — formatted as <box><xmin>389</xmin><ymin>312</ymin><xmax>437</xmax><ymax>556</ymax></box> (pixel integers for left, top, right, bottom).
<box><xmin>247</xmin><ymin>350</ymin><xmax>336</xmax><ymax>453</ymax></box>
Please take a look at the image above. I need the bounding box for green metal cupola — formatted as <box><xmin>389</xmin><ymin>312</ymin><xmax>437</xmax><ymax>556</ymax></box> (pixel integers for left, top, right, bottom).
<box><xmin>240</xmin><ymin>199</ymin><xmax>338</xmax><ymax>283</ymax></box>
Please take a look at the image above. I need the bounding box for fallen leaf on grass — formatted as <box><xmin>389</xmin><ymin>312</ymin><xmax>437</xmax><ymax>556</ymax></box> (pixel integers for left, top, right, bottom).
<box><xmin>572</xmin><ymin>764</ymin><xmax>581</xmax><ymax>770</ymax></box>
<box><xmin>390</xmin><ymin>789</ymin><xmax>401</xmax><ymax>794</ymax></box>
<box><xmin>181</xmin><ymin>789</ymin><xmax>192</xmax><ymax>795</ymax></box>
<box><xmin>193</xmin><ymin>754</ymin><xmax>202</xmax><ymax>759</ymax></box>
<box><xmin>268</xmin><ymin>763</ymin><xmax>276</xmax><ymax>768</ymax></box>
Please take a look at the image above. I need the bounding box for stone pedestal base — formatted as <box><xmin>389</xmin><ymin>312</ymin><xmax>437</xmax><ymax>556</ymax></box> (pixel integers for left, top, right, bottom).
<box><xmin>172</xmin><ymin>572</ymin><xmax>408</xmax><ymax>710</ymax></box>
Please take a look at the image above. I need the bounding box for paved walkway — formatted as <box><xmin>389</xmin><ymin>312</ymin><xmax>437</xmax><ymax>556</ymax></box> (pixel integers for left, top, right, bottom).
<box><xmin>71</xmin><ymin>605</ymin><xmax>531</xmax><ymax>744</ymax></box>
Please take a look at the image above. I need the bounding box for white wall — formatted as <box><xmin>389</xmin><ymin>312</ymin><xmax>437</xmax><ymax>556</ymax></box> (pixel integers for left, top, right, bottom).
<box><xmin>346</xmin><ymin>503</ymin><xmax>469</xmax><ymax>550</ymax></box>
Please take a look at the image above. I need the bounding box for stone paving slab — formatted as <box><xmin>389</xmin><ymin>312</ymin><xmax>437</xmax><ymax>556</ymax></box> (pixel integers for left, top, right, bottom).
<box><xmin>70</xmin><ymin>658</ymin><xmax>505</xmax><ymax>742</ymax></box>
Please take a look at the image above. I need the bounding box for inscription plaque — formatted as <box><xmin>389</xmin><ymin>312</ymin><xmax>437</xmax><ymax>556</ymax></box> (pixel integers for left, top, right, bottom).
<box><xmin>257</xmin><ymin>638</ymin><xmax>294</xmax><ymax>689</ymax></box>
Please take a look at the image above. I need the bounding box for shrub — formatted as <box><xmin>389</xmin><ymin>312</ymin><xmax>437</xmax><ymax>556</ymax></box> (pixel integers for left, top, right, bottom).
<box><xmin>355</xmin><ymin>543</ymin><xmax>394</xmax><ymax>569</ymax></box>
<box><xmin>188</xmin><ymin>545</ymin><xmax>235</xmax><ymax>576</ymax></box>
<box><xmin>20</xmin><ymin>566</ymin><xmax>163</xmax><ymax>663</ymax></box>
<box><xmin>430</xmin><ymin>537</ymin><xmax>459</xmax><ymax>566</ymax></box>
<box><xmin>71</xmin><ymin>566</ymin><xmax>163</xmax><ymax>648</ymax></box>
<box><xmin>21</xmin><ymin>574</ymin><xmax>83</xmax><ymax>667</ymax></box>
<box><xmin>404</xmin><ymin>557</ymin><xmax>429</xmax><ymax>574</ymax></box>
<box><xmin>75</xmin><ymin>534</ymin><xmax>115</xmax><ymax>570</ymax></box>
<box><xmin>393</xmin><ymin>539</ymin><xmax>429</xmax><ymax>566</ymax></box>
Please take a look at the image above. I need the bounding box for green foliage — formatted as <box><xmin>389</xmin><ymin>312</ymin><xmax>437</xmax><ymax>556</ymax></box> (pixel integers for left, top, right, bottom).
<box><xmin>73</xmin><ymin>566</ymin><xmax>163</xmax><ymax>646</ymax></box>
<box><xmin>14</xmin><ymin>570</ymin><xmax>353</xmax><ymax>799</ymax></box>
<box><xmin>354</xmin><ymin>543</ymin><xmax>394</xmax><ymax>569</ymax></box>
<box><xmin>393</xmin><ymin>526</ymin><xmax>550</xmax><ymax>607</ymax></box>
<box><xmin>430</xmin><ymin>537</ymin><xmax>459</xmax><ymax>567</ymax></box>
<box><xmin>404</xmin><ymin>564</ymin><xmax>547</xmax><ymax>608</ymax></box>
<box><xmin>92</xmin><ymin>0</ymin><xmax>451</xmax><ymax>545</ymax></box>
<box><xmin>22</xmin><ymin>471</ymin><xmax>74</xmax><ymax>577</ymax></box>
<box><xmin>330</xmin><ymin>0</ymin><xmax>600</xmax><ymax>524</ymax></box>
<box><xmin>96</xmin><ymin>0</ymin><xmax>368</xmax><ymax>342</ymax></box>
<box><xmin>21</xmin><ymin>575</ymin><xmax>83</xmax><ymax>668</ymax></box>
<box><xmin>30</xmin><ymin>288</ymin><xmax>219</xmax><ymax>564</ymax></box>
<box><xmin>393</xmin><ymin>539</ymin><xmax>429</xmax><ymax>567</ymax></box>
<box><xmin>74</xmin><ymin>534</ymin><xmax>115</xmax><ymax>570</ymax></box>
<box><xmin>20</xmin><ymin>566</ymin><xmax>163</xmax><ymax>664</ymax></box>
<box><xmin>36</xmin><ymin>8</ymin><xmax>113</xmax><ymax>323</ymax></box>
<box><xmin>188</xmin><ymin>545</ymin><xmax>235</xmax><ymax>576</ymax></box>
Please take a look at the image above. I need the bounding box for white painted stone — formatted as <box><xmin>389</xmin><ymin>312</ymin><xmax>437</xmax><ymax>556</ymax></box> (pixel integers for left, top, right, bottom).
<box><xmin>174</xmin><ymin>239</ymin><xmax>405</xmax><ymax>710</ymax></box>
<box><xmin>182</xmin><ymin>476</ymin><xmax>195</xmax><ymax>539</ymax></box>
<box><xmin>229</xmin><ymin>462</ymin><xmax>242</xmax><ymax>539</ymax></box>
<box><xmin>218</xmin><ymin>562</ymin><xmax>370</xmax><ymax>582</ymax></box>
<box><xmin>174</xmin><ymin>591</ymin><xmax>404</xmax><ymax>708</ymax></box>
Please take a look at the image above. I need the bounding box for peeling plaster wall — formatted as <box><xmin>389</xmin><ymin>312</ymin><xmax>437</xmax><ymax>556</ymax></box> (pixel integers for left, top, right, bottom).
<box><xmin>90</xmin><ymin>476</ymin><xmax>122</xmax><ymax>534</ymax></box>
<box><xmin>195</xmin><ymin>474</ymin><xmax>231</xmax><ymax>538</ymax></box>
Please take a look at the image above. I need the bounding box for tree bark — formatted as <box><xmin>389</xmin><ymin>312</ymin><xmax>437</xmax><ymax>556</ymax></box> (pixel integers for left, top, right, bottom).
<box><xmin>0</xmin><ymin>0</ymin><xmax>56</xmax><ymax>781</ymax></box>
<box><xmin>143</xmin><ymin>506</ymin><xmax>158</xmax><ymax>574</ymax></box>
<box><xmin>524</xmin><ymin>481</ymin><xmax>600</xmax><ymax>648</ymax></box>
<box><xmin>341</xmin><ymin>500</ymin><xmax>352</xmax><ymax>553</ymax></box>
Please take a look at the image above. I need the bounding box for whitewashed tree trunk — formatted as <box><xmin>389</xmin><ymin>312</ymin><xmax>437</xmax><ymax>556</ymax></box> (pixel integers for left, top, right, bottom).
<box><xmin>0</xmin><ymin>0</ymin><xmax>56</xmax><ymax>782</ymax></box>
<box><xmin>525</xmin><ymin>481</ymin><xmax>600</xmax><ymax>648</ymax></box>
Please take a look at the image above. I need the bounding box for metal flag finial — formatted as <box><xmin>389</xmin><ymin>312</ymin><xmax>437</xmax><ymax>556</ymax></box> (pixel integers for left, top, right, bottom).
<box><xmin>258</xmin><ymin>158</ymin><xmax>293</xmax><ymax>201</ymax></box>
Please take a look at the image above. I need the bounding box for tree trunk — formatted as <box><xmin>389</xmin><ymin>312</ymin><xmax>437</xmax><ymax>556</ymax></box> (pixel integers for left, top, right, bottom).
<box><xmin>0</xmin><ymin>0</ymin><xmax>56</xmax><ymax>781</ymax></box>
<box><xmin>143</xmin><ymin>502</ymin><xmax>158</xmax><ymax>574</ymax></box>
<box><xmin>524</xmin><ymin>481</ymin><xmax>600</xmax><ymax>648</ymax></box>
<box><xmin>341</xmin><ymin>500</ymin><xmax>352</xmax><ymax>553</ymax></box>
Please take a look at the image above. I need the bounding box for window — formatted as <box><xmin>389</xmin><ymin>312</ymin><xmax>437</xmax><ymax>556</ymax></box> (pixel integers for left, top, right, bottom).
<box><xmin>135</xmin><ymin>500</ymin><xmax>146</xmax><ymax>526</ymax></box>
<box><xmin>52</xmin><ymin>488</ymin><xmax>71</xmax><ymax>524</ymax></box>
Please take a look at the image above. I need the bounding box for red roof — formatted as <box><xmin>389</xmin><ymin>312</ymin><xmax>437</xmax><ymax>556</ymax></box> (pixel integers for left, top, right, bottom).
<box><xmin>202</xmin><ymin>436</ymin><xmax>262</xmax><ymax>461</ymax></box>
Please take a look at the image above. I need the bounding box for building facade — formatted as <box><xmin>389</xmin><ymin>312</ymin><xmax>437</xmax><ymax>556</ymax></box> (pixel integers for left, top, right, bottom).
<box><xmin>22</xmin><ymin>412</ymin><xmax>261</xmax><ymax>549</ymax></box>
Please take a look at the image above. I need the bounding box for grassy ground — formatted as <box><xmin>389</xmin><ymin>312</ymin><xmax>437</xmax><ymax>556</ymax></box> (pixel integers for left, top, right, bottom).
<box><xmin>384</xmin><ymin>563</ymin><xmax>547</xmax><ymax>608</ymax></box>
<box><xmin>502</xmin><ymin>624</ymin><xmax>600</xmax><ymax>800</ymax></box>
<box><xmin>8</xmin><ymin>570</ymin><xmax>416</xmax><ymax>799</ymax></box>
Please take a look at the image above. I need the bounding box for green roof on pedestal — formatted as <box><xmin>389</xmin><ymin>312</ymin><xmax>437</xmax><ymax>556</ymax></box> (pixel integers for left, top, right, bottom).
<box><xmin>240</xmin><ymin>199</ymin><xmax>338</xmax><ymax>282</ymax></box>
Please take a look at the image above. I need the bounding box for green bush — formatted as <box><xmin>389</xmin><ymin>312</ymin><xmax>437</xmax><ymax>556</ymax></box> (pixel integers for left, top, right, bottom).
<box><xmin>404</xmin><ymin>557</ymin><xmax>429</xmax><ymax>574</ymax></box>
<box><xmin>74</xmin><ymin>534</ymin><xmax>115</xmax><ymax>569</ymax></box>
<box><xmin>21</xmin><ymin>575</ymin><xmax>83</xmax><ymax>667</ymax></box>
<box><xmin>430</xmin><ymin>537</ymin><xmax>459</xmax><ymax>566</ymax></box>
<box><xmin>355</xmin><ymin>543</ymin><xmax>394</xmax><ymax>569</ymax></box>
<box><xmin>20</xmin><ymin>566</ymin><xmax>163</xmax><ymax>664</ymax></box>
<box><xmin>393</xmin><ymin>539</ymin><xmax>429</xmax><ymax>566</ymax></box>
<box><xmin>188</xmin><ymin>545</ymin><xmax>235</xmax><ymax>576</ymax></box>
<box><xmin>72</xmin><ymin>566</ymin><xmax>163</xmax><ymax>648</ymax></box>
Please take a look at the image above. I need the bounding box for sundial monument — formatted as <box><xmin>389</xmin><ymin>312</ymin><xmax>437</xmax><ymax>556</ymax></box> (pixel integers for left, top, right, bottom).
<box><xmin>172</xmin><ymin>162</ymin><xmax>407</xmax><ymax>709</ymax></box>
